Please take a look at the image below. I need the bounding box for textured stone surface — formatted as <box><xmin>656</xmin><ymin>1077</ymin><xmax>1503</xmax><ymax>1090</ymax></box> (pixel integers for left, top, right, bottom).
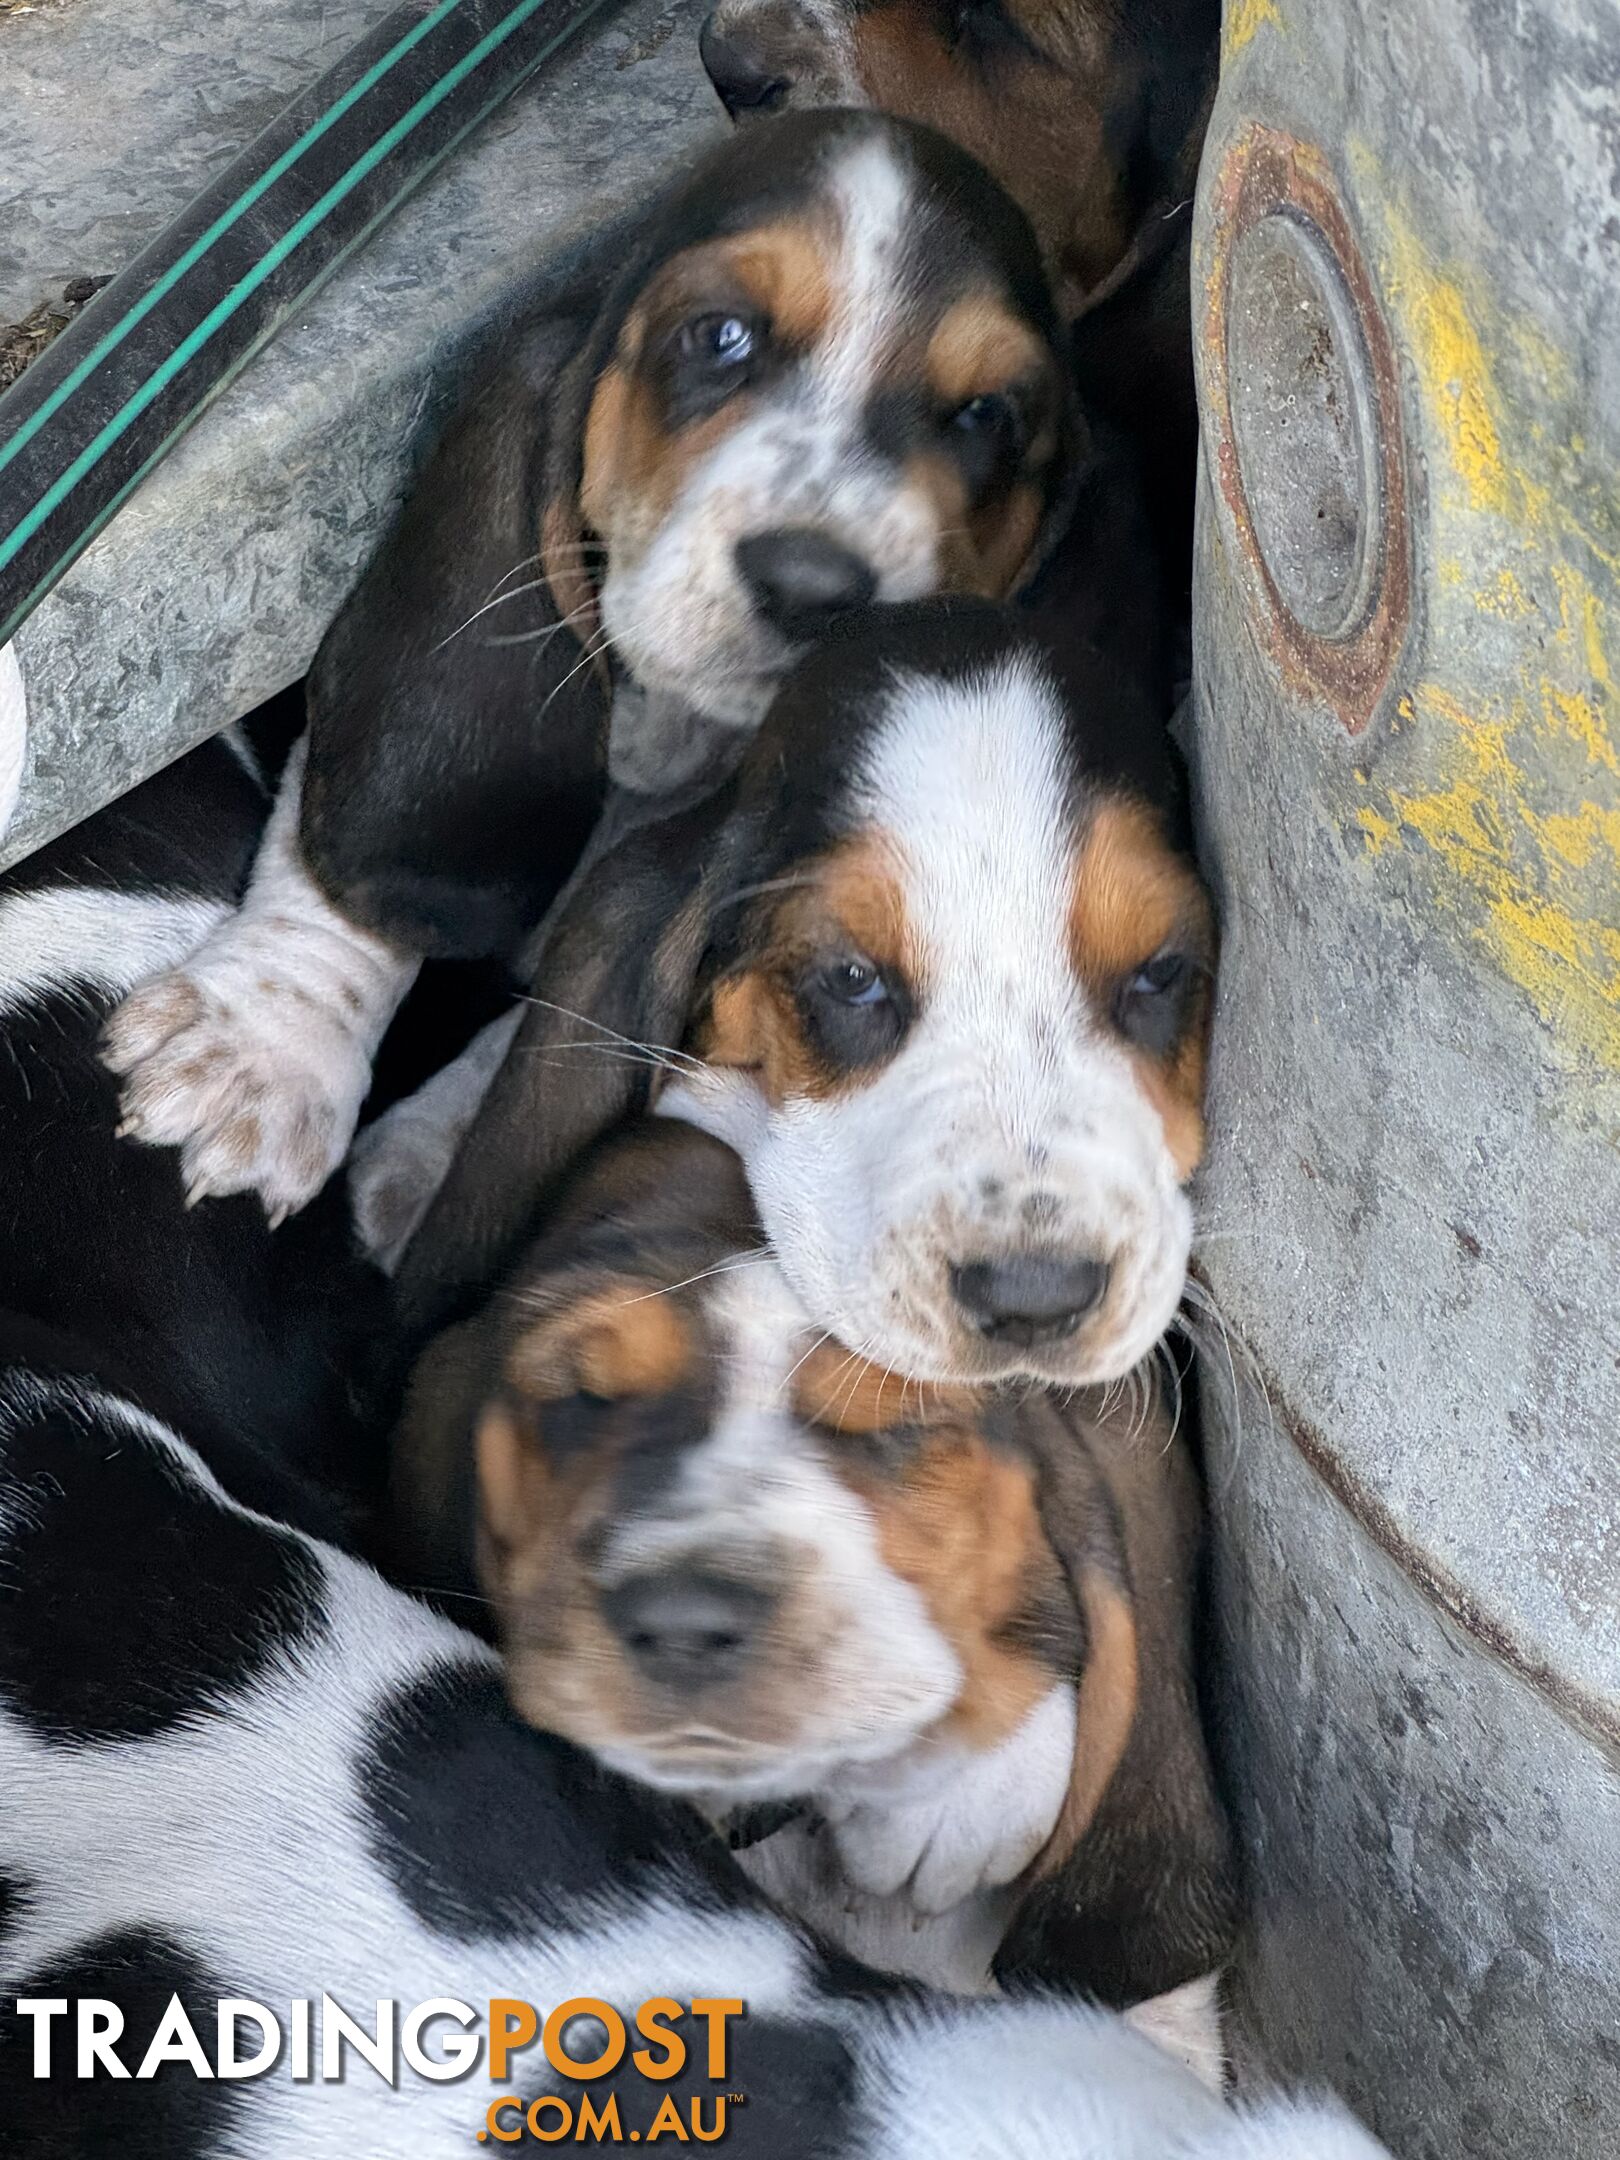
<box><xmin>0</xmin><ymin>0</ymin><xmax>722</xmax><ymax>867</ymax></box>
<box><xmin>1190</xmin><ymin>0</ymin><xmax>1620</xmax><ymax>2151</ymax></box>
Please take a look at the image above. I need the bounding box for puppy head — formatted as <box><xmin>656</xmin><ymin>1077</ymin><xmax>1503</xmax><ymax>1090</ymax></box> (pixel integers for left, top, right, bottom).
<box><xmin>695</xmin><ymin>0</ymin><xmax>1217</xmax><ymax>308</ymax></box>
<box><xmin>552</xmin><ymin>110</ymin><xmax>1079</xmax><ymax>729</ymax></box>
<box><xmin>466</xmin><ymin>1124</ymin><xmax>1104</xmax><ymax>1807</ymax></box>
<box><xmin>670</xmin><ymin>601</ymin><xmax>1213</xmax><ymax>1388</ymax></box>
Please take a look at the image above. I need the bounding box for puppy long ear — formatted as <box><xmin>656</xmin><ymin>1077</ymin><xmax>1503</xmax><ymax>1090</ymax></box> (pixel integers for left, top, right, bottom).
<box><xmin>995</xmin><ymin>1389</ymin><xmax>1238</xmax><ymax>2007</ymax></box>
<box><xmin>392</xmin><ymin>780</ymin><xmax>741</xmax><ymax>1337</ymax></box>
<box><xmin>298</xmin><ymin>297</ymin><xmax>611</xmax><ymax>963</ymax></box>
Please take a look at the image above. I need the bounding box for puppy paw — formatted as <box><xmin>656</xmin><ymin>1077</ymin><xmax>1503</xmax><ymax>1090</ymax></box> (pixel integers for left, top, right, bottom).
<box><xmin>347</xmin><ymin>1110</ymin><xmax>454</xmax><ymax>1275</ymax></box>
<box><xmin>823</xmin><ymin>1686</ymin><xmax>1076</xmax><ymax>1915</ymax></box>
<box><xmin>104</xmin><ymin>935</ymin><xmax>376</xmax><ymax>1223</ymax></box>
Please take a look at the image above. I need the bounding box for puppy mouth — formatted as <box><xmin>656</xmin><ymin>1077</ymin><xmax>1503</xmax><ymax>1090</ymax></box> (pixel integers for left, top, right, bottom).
<box><xmin>599</xmin><ymin>1730</ymin><xmax>831</xmax><ymax>1803</ymax></box>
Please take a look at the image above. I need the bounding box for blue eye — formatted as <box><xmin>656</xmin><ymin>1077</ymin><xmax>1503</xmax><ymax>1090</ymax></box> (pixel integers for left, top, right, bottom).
<box><xmin>683</xmin><ymin>313</ymin><xmax>757</xmax><ymax>368</ymax></box>
<box><xmin>949</xmin><ymin>391</ymin><xmax>1016</xmax><ymax>437</ymax></box>
<box><xmin>825</xmin><ymin>959</ymin><xmax>889</xmax><ymax>1006</ymax></box>
<box><xmin>1126</xmin><ymin>953</ymin><xmax>1188</xmax><ymax>1000</ymax></box>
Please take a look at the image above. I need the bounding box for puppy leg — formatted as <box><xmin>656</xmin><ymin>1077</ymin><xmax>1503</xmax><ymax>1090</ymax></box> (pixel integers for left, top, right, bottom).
<box><xmin>104</xmin><ymin>739</ymin><xmax>418</xmax><ymax>1222</ymax></box>
<box><xmin>348</xmin><ymin>1005</ymin><xmax>522</xmax><ymax>1273</ymax></box>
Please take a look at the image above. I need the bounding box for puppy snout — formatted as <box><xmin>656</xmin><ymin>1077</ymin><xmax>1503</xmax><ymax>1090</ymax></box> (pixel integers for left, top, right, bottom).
<box><xmin>699</xmin><ymin>12</ymin><xmax>794</xmax><ymax>117</ymax></box>
<box><xmin>949</xmin><ymin>1249</ymin><xmax>1111</xmax><ymax>1348</ymax></box>
<box><xmin>602</xmin><ymin>1568</ymin><xmax>776</xmax><ymax>1689</ymax></box>
<box><xmin>735</xmin><ymin>529</ymin><xmax>877</xmax><ymax>640</ymax></box>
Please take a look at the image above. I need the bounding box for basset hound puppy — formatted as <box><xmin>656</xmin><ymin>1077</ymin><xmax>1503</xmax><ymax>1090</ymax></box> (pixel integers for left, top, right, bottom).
<box><xmin>696</xmin><ymin>0</ymin><xmax>1219</xmax><ymax>599</ymax></box>
<box><xmin>393</xmin><ymin>1117</ymin><xmax>1236</xmax><ymax>2042</ymax></box>
<box><xmin>697</xmin><ymin>0</ymin><xmax>1215</xmax><ymax>316</ymax></box>
<box><xmin>389</xmin><ymin>600</ymin><xmax>1213</xmax><ymax>1395</ymax></box>
<box><xmin>103</xmin><ymin>111</ymin><xmax>1087</xmax><ymax>1226</ymax></box>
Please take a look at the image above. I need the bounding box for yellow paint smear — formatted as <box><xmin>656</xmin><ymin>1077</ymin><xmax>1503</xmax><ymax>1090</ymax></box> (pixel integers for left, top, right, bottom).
<box><xmin>1347</xmin><ymin>193</ymin><xmax>1620</xmax><ymax>1075</ymax></box>
<box><xmin>1382</xmin><ymin>210</ymin><xmax>1510</xmax><ymax>517</ymax></box>
<box><xmin>1223</xmin><ymin>0</ymin><xmax>1279</xmax><ymax>60</ymax></box>
<box><xmin>1368</xmin><ymin>686</ymin><xmax>1620</xmax><ymax>1072</ymax></box>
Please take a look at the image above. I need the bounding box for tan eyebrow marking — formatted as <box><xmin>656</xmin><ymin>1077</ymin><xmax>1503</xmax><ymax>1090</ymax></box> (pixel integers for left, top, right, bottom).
<box><xmin>1069</xmin><ymin>795</ymin><xmax>1214</xmax><ymax>1179</ymax></box>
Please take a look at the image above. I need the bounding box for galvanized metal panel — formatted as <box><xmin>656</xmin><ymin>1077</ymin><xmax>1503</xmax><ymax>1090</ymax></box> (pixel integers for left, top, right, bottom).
<box><xmin>0</xmin><ymin>0</ymin><xmax>721</xmax><ymax>869</ymax></box>
<box><xmin>1191</xmin><ymin>0</ymin><xmax>1620</xmax><ymax>2150</ymax></box>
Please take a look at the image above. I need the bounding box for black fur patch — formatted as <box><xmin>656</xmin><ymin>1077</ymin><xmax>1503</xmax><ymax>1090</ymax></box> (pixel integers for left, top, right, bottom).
<box><xmin>360</xmin><ymin>1661</ymin><xmax>754</xmax><ymax>1938</ymax></box>
<box><xmin>0</xmin><ymin>1928</ymin><xmax>240</xmax><ymax>2160</ymax></box>
<box><xmin>0</xmin><ymin>1392</ymin><xmax>327</xmax><ymax>1745</ymax></box>
<box><xmin>0</xmin><ymin>1866</ymin><xmax>33</xmax><ymax>1955</ymax></box>
<box><xmin>521</xmin><ymin>2008</ymin><xmax>857</xmax><ymax>2157</ymax></box>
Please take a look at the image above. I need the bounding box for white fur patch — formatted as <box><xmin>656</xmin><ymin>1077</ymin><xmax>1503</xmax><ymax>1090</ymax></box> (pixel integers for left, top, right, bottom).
<box><xmin>103</xmin><ymin>740</ymin><xmax>419</xmax><ymax>1222</ymax></box>
<box><xmin>663</xmin><ymin>654</ymin><xmax>1193</xmax><ymax>1387</ymax></box>
<box><xmin>595</xmin><ymin>1263</ymin><xmax>962</xmax><ymax>1803</ymax></box>
<box><xmin>1123</xmin><ymin>1970</ymin><xmax>1226</xmax><ymax>2093</ymax></box>
<box><xmin>597</xmin><ymin>131</ymin><xmax>937</xmax><ymax>738</ymax></box>
<box><xmin>0</xmin><ymin>887</ymin><xmax>226</xmax><ymax>1020</ymax></box>
<box><xmin>820</xmin><ymin>1681</ymin><xmax>1076</xmax><ymax>1913</ymax></box>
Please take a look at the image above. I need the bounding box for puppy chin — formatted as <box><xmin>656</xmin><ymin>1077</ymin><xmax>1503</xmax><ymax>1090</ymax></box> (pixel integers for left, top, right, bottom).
<box><xmin>807</xmin><ymin>1244</ymin><xmax>1192</xmax><ymax>1390</ymax></box>
<box><xmin>601</xmin><ymin>579</ymin><xmax>791</xmax><ymax>730</ymax></box>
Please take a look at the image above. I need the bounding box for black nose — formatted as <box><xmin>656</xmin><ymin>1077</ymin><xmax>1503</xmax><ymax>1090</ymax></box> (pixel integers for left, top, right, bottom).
<box><xmin>602</xmin><ymin>1569</ymin><xmax>775</xmax><ymax>1689</ymax></box>
<box><xmin>735</xmin><ymin>529</ymin><xmax>878</xmax><ymax>640</ymax></box>
<box><xmin>950</xmin><ymin>1250</ymin><xmax>1111</xmax><ymax>1348</ymax></box>
<box><xmin>699</xmin><ymin>13</ymin><xmax>793</xmax><ymax>117</ymax></box>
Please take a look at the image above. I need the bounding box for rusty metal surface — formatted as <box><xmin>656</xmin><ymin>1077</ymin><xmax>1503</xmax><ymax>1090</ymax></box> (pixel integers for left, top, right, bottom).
<box><xmin>1201</xmin><ymin>126</ymin><xmax>1412</xmax><ymax>731</ymax></box>
<box><xmin>1191</xmin><ymin>0</ymin><xmax>1620</xmax><ymax>2150</ymax></box>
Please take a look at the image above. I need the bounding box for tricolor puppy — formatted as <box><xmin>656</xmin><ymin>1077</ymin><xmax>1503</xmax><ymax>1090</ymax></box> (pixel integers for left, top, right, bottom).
<box><xmin>399</xmin><ymin>600</ymin><xmax>1212</xmax><ymax>1394</ymax></box>
<box><xmin>0</xmin><ymin>731</ymin><xmax>382</xmax><ymax>1529</ymax></box>
<box><xmin>697</xmin><ymin>0</ymin><xmax>1216</xmax><ymax>315</ymax></box>
<box><xmin>397</xmin><ymin>1120</ymin><xmax>1236</xmax><ymax>2029</ymax></box>
<box><xmin>104</xmin><ymin>111</ymin><xmax>1083</xmax><ymax>1223</ymax></box>
<box><xmin>0</xmin><ymin>1321</ymin><xmax>1389</xmax><ymax>2159</ymax></box>
<box><xmin>696</xmin><ymin>0</ymin><xmax>1218</xmax><ymax>591</ymax></box>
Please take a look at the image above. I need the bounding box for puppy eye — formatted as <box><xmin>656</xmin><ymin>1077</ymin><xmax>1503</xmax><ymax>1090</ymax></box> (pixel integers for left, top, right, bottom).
<box><xmin>799</xmin><ymin>953</ymin><xmax>909</xmax><ymax>1071</ymax></box>
<box><xmin>680</xmin><ymin>312</ymin><xmax>759</xmax><ymax>369</ymax></box>
<box><xmin>1127</xmin><ymin>953</ymin><xmax>1187</xmax><ymax>999</ymax></box>
<box><xmin>822</xmin><ymin>958</ymin><xmax>890</xmax><ymax>1007</ymax></box>
<box><xmin>942</xmin><ymin>0</ymin><xmax>1041</xmax><ymax>57</ymax></box>
<box><xmin>1114</xmin><ymin>951</ymin><xmax>1195</xmax><ymax>1053</ymax></box>
<box><xmin>948</xmin><ymin>392</ymin><xmax>1017</xmax><ymax>440</ymax></box>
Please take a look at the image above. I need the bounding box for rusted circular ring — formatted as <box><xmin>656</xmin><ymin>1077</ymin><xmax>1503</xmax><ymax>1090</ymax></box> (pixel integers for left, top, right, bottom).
<box><xmin>1203</xmin><ymin>127</ymin><xmax>1410</xmax><ymax>734</ymax></box>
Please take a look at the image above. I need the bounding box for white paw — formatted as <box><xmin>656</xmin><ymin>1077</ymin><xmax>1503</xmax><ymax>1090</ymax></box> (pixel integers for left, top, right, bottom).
<box><xmin>348</xmin><ymin>1110</ymin><xmax>455</xmax><ymax>1274</ymax></box>
<box><xmin>347</xmin><ymin>1008</ymin><xmax>521</xmax><ymax>1272</ymax></box>
<box><xmin>823</xmin><ymin>1686</ymin><xmax>1076</xmax><ymax>1915</ymax></box>
<box><xmin>104</xmin><ymin>933</ymin><xmax>377</xmax><ymax>1223</ymax></box>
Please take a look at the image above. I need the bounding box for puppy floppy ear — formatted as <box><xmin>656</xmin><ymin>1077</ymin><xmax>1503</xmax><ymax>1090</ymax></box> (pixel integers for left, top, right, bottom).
<box><xmin>392</xmin><ymin>781</ymin><xmax>742</xmax><ymax>1338</ymax></box>
<box><xmin>299</xmin><ymin>298</ymin><xmax>611</xmax><ymax>962</ymax></box>
<box><xmin>995</xmin><ymin>1394</ymin><xmax>1238</xmax><ymax>2006</ymax></box>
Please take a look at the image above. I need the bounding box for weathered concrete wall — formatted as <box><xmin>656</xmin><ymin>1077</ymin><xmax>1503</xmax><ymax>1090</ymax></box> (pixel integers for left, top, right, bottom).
<box><xmin>1191</xmin><ymin>0</ymin><xmax>1620</xmax><ymax>2153</ymax></box>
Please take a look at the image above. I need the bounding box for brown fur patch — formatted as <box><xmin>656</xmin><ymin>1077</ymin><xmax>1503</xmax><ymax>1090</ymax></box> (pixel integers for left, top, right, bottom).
<box><xmin>506</xmin><ymin>1285</ymin><xmax>694</xmax><ymax>1403</ymax></box>
<box><xmin>1034</xmin><ymin>1565</ymin><xmax>1139</xmax><ymax>1868</ymax></box>
<box><xmin>908</xmin><ymin>450</ymin><xmax>1045</xmax><ymax>598</ymax></box>
<box><xmin>845</xmin><ymin>5</ymin><xmax>1131</xmax><ymax>304</ymax></box>
<box><xmin>697</xmin><ymin>832</ymin><xmax>916</xmax><ymax>1102</ymax></box>
<box><xmin>579</xmin><ymin>222</ymin><xmax>836</xmax><ymax>563</ymax></box>
<box><xmin>855</xmin><ymin>1430</ymin><xmax>1059</xmax><ymax>1748</ymax></box>
<box><xmin>477</xmin><ymin>1401</ymin><xmax>553</xmax><ymax>1553</ymax></box>
<box><xmin>924</xmin><ymin>297</ymin><xmax>1049</xmax><ymax>413</ymax></box>
<box><xmin>792</xmin><ymin>1342</ymin><xmax>980</xmax><ymax>1433</ymax></box>
<box><xmin>1070</xmin><ymin>795</ymin><xmax>1212</xmax><ymax>1177</ymax></box>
